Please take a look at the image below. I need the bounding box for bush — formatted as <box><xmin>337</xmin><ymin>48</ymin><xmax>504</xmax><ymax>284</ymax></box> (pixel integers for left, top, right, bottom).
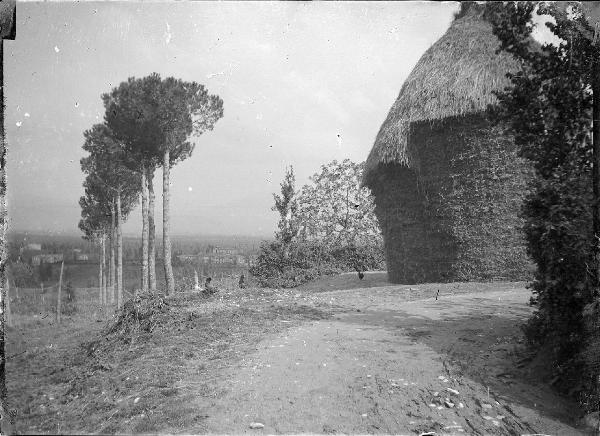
<box><xmin>580</xmin><ymin>300</ymin><xmax>600</xmax><ymax>412</ymax></box>
<box><xmin>250</xmin><ymin>239</ymin><xmax>385</xmax><ymax>288</ymax></box>
<box><xmin>9</xmin><ymin>261</ymin><xmax>36</xmax><ymax>288</ymax></box>
<box><xmin>521</xmin><ymin>174</ymin><xmax>595</xmax><ymax>370</ymax></box>
<box><xmin>62</xmin><ymin>281</ymin><xmax>77</xmax><ymax>315</ymax></box>
<box><xmin>485</xmin><ymin>1</ymin><xmax>600</xmax><ymax>410</ymax></box>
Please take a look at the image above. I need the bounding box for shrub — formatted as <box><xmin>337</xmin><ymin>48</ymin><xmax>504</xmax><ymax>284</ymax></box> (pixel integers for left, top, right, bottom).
<box><xmin>250</xmin><ymin>239</ymin><xmax>385</xmax><ymax>288</ymax></box>
<box><xmin>485</xmin><ymin>2</ymin><xmax>600</xmax><ymax>408</ymax></box>
<box><xmin>580</xmin><ymin>300</ymin><xmax>600</xmax><ymax>412</ymax></box>
<box><xmin>9</xmin><ymin>261</ymin><xmax>36</xmax><ymax>288</ymax></box>
<box><xmin>62</xmin><ymin>281</ymin><xmax>77</xmax><ymax>315</ymax></box>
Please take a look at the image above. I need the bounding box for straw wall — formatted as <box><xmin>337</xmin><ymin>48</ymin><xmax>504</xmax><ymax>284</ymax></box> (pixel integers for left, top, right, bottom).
<box><xmin>369</xmin><ymin>115</ymin><xmax>533</xmax><ymax>284</ymax></box>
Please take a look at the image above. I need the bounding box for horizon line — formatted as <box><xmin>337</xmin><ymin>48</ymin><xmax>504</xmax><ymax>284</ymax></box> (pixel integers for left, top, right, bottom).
<box><xmin>8</xmin><ymin>229</ymin><xmax>274</xmax><ymax>239</ymax></box>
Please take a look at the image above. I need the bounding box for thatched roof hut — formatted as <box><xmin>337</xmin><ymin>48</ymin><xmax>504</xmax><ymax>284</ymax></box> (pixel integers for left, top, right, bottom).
<box><xmin>364</xmin><ymin>4</ymin><xmax>533</xmax><ymax>284</ymax></box>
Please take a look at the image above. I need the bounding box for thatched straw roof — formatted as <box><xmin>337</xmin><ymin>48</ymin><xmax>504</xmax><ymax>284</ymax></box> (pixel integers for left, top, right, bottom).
<box><xmin>364</xmin><ymin>5</ymin><xmax>520</xmax><ymax>183</ymax></box>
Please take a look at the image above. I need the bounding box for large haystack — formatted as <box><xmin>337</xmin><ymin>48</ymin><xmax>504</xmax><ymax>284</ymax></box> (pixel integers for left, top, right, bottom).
<box><xmin>364</xmin><ymin>4</ymin><xmax>533</xmax><ymax>284</ymax></box>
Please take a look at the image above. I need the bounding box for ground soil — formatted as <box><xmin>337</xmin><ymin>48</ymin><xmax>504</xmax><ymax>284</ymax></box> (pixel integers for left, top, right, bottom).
<box><xmin>199</xmin><ymin>282</ymin><xmax>586</xmax><ymax>435</ymax></box>
<box><xmin>6</xmin><ymin>274</ymin><xmax>590</xmax><ymax>435</ymax></box>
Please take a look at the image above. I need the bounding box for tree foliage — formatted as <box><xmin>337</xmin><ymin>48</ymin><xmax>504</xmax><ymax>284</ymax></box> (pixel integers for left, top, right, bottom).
<box><xmin>296</xmin><ymin>159</ymin><xmax>381</xmax><ymax>247</ymax></box>
<box><xmin>102</xmin><ymin>73</ymin><xmax>225</xmax><ymax>169</ymax></box>
<box><xmin>78</xmin><ymin>173</ymin><xmax>112</xmax><ymax>242</ymax></box>
<box><xmin>485</xmin><ymin>1</ymin><xmax>599</xmax><ymax>405</ymax></box>
<box><xmin>272</xmin><ymin>166</ymin><xmax>299</xmax><ymax>245</ymax></box>
<box><xmin>8</xmin><ymin>262</ymin><xmax>35</xmax><ymax>288</ymax></box>
<box><xmin>102</xmin><ymin>74</ymin><xmax>164</xmax><ymax>169</ymax></box>
<box><xmin>80</xmin><ymin>123</ymin><xmax>141</xmax><ymax>204</ymax></box>
<box><xmin>95</xmin><ymin>74</ymin><xmax>224</xmax><ymax>295</ymax></box>
<box><xmin>251</xmin><ymin>160</ymin><xmax>385</xmax><ymax>288</ymax></box>
<box><xmin>154</xmin><ymin>76</ymin><xmax>224</xmax><ymax>163</ymax></box>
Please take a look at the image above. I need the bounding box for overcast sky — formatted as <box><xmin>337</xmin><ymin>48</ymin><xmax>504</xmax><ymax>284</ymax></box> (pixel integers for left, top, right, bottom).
<box><xmin>6</xmin><ymin>1</ymin><xmax>461</xmax><ymax>237</ymax></box>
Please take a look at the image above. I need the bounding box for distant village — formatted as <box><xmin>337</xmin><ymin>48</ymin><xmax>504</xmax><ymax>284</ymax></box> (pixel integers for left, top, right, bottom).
<box><xmin>15</xmin><ymin>241</ymin><xmax>257</xmax><ymax>268</ymax></box>
<box><xmin>175</xmin><ymin>246</ymin><xmax>258</xmax><ymax>268</ymax></box>
<box><xmin>18</xmin><ymin>243</ymin><xmax>87</xmax><ymax>266</ymax></box>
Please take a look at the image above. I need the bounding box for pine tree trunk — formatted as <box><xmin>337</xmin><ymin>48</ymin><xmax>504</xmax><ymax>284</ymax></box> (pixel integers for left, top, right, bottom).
<box><xmin>148</xmin><ymin>168</ymin><xmax>157</xmax><ymax>291</ymax></box>
<box><xmin>163</xmin><ymin>149</ymin><xmax>175</xmax><ymax>294</ymax></box>
<box><xmin>110</xmin><ymin>202</ymin><xmax>116</xmax><ymax>304</ymax></box>
<box><xmin>141</xmin><ymin>163</ymin><xmax>149</xmax><ymax>293</ymax></box>
<box><xmin>5</xmin><ymin>279</ymin><xmax>11</xmax><ymax>328</ymax></box>
<box><xmin>594</xmin><ymin>80</ymin><xmax>600</xmax><ymax>284</ymax></box>
<box><xmin>101</xmin><ymin>233</ymin><xmax>106</xmax><ymax>306</ymax></box>
<box><xmin>57</xmin><ymin>261</ymin><xmax>64</xmax><ymax>324</ymax></box>
<box><xmin>593</xmin><ymin>59</ymin><xmax>600</xmax><ymax>426</ymax></box>
<box><xmin>117</xmin><ymin>192</ymin><xmax>123</xmax><ymax>308</ymax></box>
<box><xmin>98</xmin><ymin>237</ymin><xmax>103</xmax><ymax>305</ymax></box>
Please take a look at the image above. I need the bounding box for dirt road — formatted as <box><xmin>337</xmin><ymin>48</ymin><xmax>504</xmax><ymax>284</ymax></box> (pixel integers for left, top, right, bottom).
<box><xmin>201</xmin><ymin>286</ymin><xmax>585</xmax><ymax>435</ymax></box>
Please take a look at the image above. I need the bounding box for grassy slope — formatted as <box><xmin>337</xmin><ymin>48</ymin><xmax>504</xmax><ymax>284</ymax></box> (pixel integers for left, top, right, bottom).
<box><xmin>6</xmin><ymin>272</ymin><xmax>530</xmax><ymax>434</ymax></box>
<box><xmin>6</xmin><ymin>287</ymin><xmax>332</xmax><ymax>434</ymax></box>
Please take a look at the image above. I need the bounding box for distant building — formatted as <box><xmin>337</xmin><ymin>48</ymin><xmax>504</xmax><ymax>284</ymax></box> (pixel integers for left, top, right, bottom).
<box><xmin>75</xmin><ymin>253</ymin><xmax>89</xmax><ymax>262</ymax></box>
<box><xmin>235</xmin><ymin>255</ymin><xmax>248</xmax><ymax>266</ymax></box>
<box><xmin>214</xmin><ymin>247</ymin><xmax>237</xmax><ymax>256</ymax></box>
<box><xmin>212</xmin><ymin>255</ymin><xmax>234</xmax><ymax>265</ymax></box>
<box><xmin>177</xmin><ymin>254</ymin><xmax>198</xmax><ymax>263</ymax></box>
<box><xmin>32</xmin><ymin>253</ymin><xmax>63</xmax><ymax>266</ymax></box>
<box><xmin>25</xmin><ymin>243</ymin><xmax>42</xmax><ymax>251</ymax></box>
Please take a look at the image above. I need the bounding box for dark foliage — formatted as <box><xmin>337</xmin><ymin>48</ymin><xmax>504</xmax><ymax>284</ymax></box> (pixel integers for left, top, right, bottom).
<box><xmin>249</xmin><ymin>239</ymin><xmax>385</xmax><ymax>288</ymax></box>
<box><xmin>485</xmin><ymin>1</ymin><xmax>599</xmax><ymax>408</ymax></box>
<box><xmin>272</xmin><ymin>166</ymin><xmax>299</xmax><ymax>245</ymax></box>
<box><xmin>61</xmin><ymin>281</ymin><xmax>78</xmax><ymax>316</ymax></box>
<box><xmin>37</xmin><ymin>263</ymin><xmax>53</xmax><ymax>283</ymax></box>
<box><xmin>9</xmin><ymin>262</ymin><xmax>36</xmax><ymax>288</ymax></box>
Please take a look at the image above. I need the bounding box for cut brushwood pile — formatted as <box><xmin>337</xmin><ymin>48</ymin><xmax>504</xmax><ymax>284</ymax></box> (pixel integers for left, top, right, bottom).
<box><xmin>7</xmin><ymin>286</ymin><xmax>333</xmax><ymax>434</ymax></box>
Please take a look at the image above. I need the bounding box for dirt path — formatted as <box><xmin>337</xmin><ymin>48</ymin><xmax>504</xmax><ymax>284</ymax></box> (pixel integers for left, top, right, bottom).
<box><xmin>202</xmin><ymin>287</ymin><xmax>585</xmax><ymax>435</ymax></box>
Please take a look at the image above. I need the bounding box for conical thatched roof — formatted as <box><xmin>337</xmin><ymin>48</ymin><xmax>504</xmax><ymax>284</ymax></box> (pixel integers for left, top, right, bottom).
<box><xmin>364</xmin><ymin>6</ymin><xmax>520</xmax><ymax>183</ymax></box>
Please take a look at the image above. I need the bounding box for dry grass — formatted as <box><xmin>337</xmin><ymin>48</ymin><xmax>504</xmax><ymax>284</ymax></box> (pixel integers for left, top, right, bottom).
<box><xmin>5</xmin><ymin>284</ymin><xmax>332</xmax><ymax>434</ymax></box>
<box><xmin>6</xmin><ymin>274</ymin><xmax>526</xmax><ymax>434</ymax></box>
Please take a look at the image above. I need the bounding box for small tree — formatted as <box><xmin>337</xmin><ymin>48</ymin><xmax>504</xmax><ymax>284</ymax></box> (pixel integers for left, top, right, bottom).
<box><xmin>37</xmin><ymin>262</ymin><xmax>52</xmax><ymax>283</ymax></box>
<box><xmin>79</xmin><ymin>177</ymin><xmax>111</xmax><ymax>307</ymax></box>
<box><xmin>80</xmin><ymin>124</ymin><xmax>140</xmax><ymax>307</ymax></box>
<box><xmin>272</xmin><ymin>166</ymin><xmax>300</xmax><ymax>246</ymax></box>
<box><xmin>251</xmin><ymin>162</ymin><xmax>385</xmax><ymax>288</ymax></box>
<box><xmin>9</xmin><ymin>262</ymin><xmax>35</xmax><ymax>288</ymax></box>
<box><xmin>62</xmin><ymin>281</ymin><xmax>77</xmax><ymax>315</ymax></box>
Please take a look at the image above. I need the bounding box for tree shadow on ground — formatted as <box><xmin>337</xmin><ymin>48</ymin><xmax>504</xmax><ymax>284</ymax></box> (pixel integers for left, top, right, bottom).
<box><xmin>339</xmin><ymin>300</ymin><xmax>584</xmax><ymax>431</ymax></box>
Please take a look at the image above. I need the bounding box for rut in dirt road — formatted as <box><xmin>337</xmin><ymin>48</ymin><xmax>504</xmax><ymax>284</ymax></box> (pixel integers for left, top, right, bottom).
<box><xmin>198</xmin><ymin>288</ymin><xmax>585</xmax><ymax>435</ymax></box>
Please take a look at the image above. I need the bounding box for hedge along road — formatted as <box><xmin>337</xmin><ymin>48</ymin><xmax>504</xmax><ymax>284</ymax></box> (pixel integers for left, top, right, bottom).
<box><xmin>196</xmin><ymin>285</ymin><xmax>585</xmax><ymax>435</ymax></box>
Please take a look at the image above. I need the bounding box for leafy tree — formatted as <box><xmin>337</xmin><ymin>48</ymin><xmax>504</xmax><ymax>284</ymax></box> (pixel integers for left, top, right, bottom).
<box><xmin>103</xmin><ymin>74</ymin><xmax>164</xmax><ymax>293</ymax></box>
<box><xmin>80</xmin><ymin>123</ymin><xmax>140</xmax><ymax>307</ymax></box>
<box><xmin>484</xmin><ymin>1</ymin><xmax>600</xmax><ymax>405</ymax></box>
<box><xmin>62</xmin><ymin>281</ymin><xmax>77</xmax><ymax>315</ymax></box>
<box><xmin>272</xmin><ymin>166</ymin><xmax>300</xmax><ymax>246</ymax></box>
<box><xmin>154</xmin><ymin>77</ymin><xmax>224</xmax><ymax>294</ymax></box>
<box><xmin>8</xmin><ymin>262</ymin><xmax>35</xmax><ymax>288</ymax></box>
<box><xmin>104</xmin><ymin>75</ymin><xmax>223</xmax><ymax>295</ymax></box>
<box><xmin>251</xmin><ymin>161</ymin><xmax>385</xmax><ymax>288</ymax></box>
<box><xmin>296</xmin><ymin>159</ymin><xmax>382</xmax><ymax>247</ymax></box>
<box><xmin>79</xmin><ymin>173</ymin><xmax>112</xmax><ymax>306</ymax></box>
